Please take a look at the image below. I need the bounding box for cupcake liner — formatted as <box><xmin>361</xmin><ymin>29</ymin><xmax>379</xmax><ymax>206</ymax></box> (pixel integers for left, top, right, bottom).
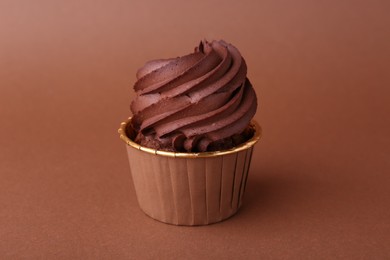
<box><xmin>119</xmin><ymin>118</ymin><xmax>261</xmax><ymax>226</ymax></box>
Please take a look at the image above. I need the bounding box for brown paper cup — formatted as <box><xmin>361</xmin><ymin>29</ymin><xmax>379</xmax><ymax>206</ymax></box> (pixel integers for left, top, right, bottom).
<box><xmin>118</xmin><ymin>118</ymin><xmax>262</xmax><ymax>226</ymax></box>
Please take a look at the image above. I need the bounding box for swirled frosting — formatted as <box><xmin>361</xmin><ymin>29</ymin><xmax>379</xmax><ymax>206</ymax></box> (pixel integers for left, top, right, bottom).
<box><xmin>129</xmin><ymin>40</ymin><xmax>257</xmax><ymax>152</ymax></box>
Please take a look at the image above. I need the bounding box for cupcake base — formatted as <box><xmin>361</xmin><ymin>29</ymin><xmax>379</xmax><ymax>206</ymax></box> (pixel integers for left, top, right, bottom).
<box><xmin>119</xmin><ymin>118</ymin><xmax>261</xmax><ymax>226</ymax></box>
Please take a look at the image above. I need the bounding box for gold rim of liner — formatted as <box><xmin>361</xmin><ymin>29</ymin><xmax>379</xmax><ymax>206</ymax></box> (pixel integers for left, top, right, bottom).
<box><xmin>118</xmin><ymin>117</ymin><xmax>262</xmax><ymax>158</ymax></box>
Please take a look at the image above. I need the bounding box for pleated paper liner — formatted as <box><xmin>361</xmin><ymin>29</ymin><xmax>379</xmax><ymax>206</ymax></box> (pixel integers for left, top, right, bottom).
<box><xmin>118</xmin><ymin>118</ymin><xmax>262</xmax><ymax>226</ymax></box>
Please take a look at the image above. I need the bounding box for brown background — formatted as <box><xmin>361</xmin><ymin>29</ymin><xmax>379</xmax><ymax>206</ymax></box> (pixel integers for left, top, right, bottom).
<box><xmin>1</xmin><ymin>0</ymin><xmax>389</xmax><ymax>258</ymax></box>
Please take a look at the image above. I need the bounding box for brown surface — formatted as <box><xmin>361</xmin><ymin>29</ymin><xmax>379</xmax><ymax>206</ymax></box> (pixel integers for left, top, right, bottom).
<box><xmin>1</xmin><ymin>0</ymin><xmax>389</xmax><ymax>258</ymax></box>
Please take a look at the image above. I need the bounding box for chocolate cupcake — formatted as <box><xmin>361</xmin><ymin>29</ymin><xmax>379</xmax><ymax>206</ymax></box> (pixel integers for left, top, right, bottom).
<box><xmin>119</xmin><ymin>40</ymin><xmax>261</xmax><ymax>225</ymax></box>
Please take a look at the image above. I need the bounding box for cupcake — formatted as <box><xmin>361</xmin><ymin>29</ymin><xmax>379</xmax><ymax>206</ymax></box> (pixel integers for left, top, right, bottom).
<box><xmin>118</xmin><ymin>40</ymin><xmax>261</xmax><ymax>225</ymax></box>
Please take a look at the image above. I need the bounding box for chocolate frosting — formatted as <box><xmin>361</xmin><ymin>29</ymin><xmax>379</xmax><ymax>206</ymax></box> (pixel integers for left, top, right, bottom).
<box><xmin>130</xmin><ymin>40</ymin><xmax>257</xmax><ymax>152</ymax></box>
